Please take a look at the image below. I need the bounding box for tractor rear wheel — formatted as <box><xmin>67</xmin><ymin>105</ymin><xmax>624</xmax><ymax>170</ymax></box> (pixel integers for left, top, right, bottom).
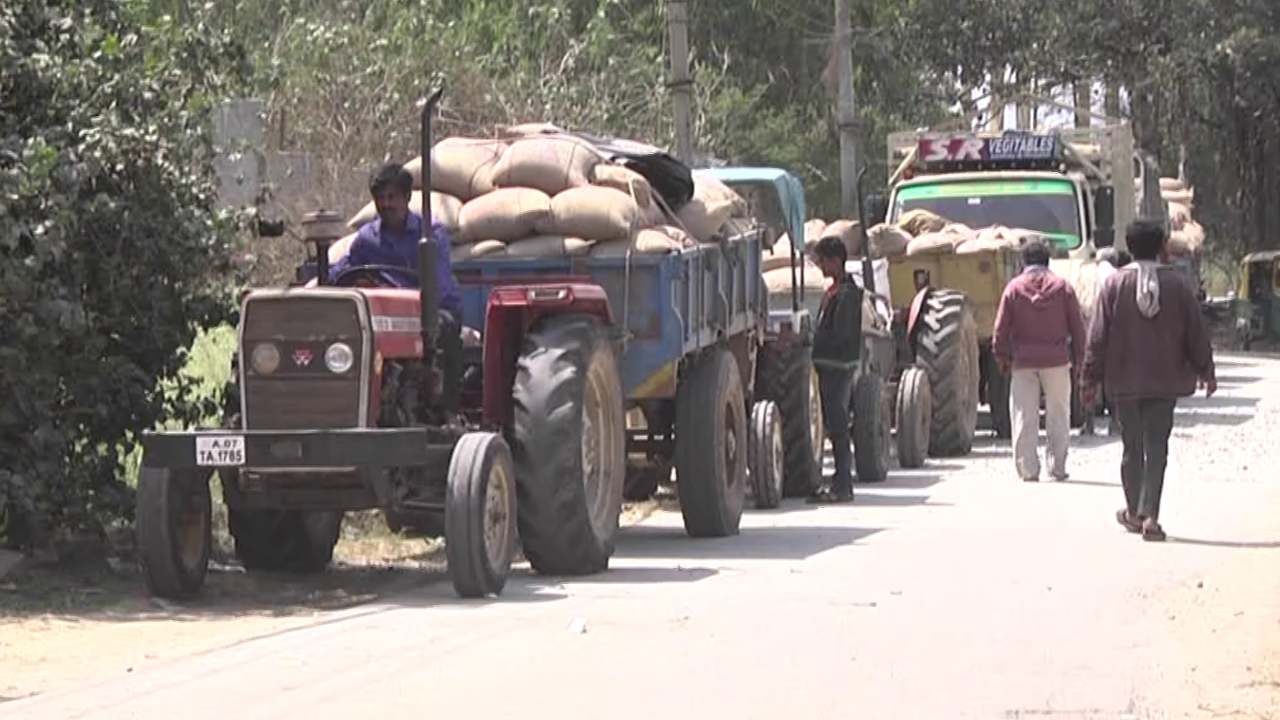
<box><xmin>446</xmin><ymin>432</ymin><xmax>517</xmax><ymax>598</ymax></box>
<box><xmin>852</xmin><ymin>373</ymin><xmax>890</xmax><ymax>483</ymax></box>
<box><xmin>895</xmin><ymin>367</ymin><xmax>932</xmax><ymax>469</ymax></box>
<box><xmin>676</xmin><ymin>348</ymin><xmax>747</xmax><ymax>537</ymax></box>
<box><xmin>512</xmin><ymin>315</ymin><xmax>625</xmax><ymax>575</ymax></box>
<box><xmin>915</xmin><ymin>291</ymin><xmax>980</xmax><ymax>456</ymax></box>
<box><xmin>137</xmin><ymin>467</ymin><xmax>212</xmax><ymax>599</ymax></box>
<box><xmin>756</xmin><ymin>341</ymin><xmax>821</xmax><ymax>497</ymax></box>
<box><xmin>748</xmin><ymin>400</ymin><xmax>784</xmax><ymax>509</ymax></box>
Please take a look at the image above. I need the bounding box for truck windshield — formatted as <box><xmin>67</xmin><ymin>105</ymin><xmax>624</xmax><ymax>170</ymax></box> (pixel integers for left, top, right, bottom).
<box><xmin>893</xmin><ymin>178</ymin><xmax>1082</xmax><ymax>250</ymax></box>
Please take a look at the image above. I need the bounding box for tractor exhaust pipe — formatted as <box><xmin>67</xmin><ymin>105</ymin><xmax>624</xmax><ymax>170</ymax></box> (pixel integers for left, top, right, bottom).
<box><xmin>418</xmin><ymin>87</ymin><xmax>444</xmax><ymax>366</ymax></box>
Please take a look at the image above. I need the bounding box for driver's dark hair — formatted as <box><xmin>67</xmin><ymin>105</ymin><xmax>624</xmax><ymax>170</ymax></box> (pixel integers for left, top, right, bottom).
<box><xmin>369</xmin><ymin>162</ymin><xmax>413</xmax><ymax>197</ymax></box>
<box><xmin>1127</xmin><ymin>219</ymin><xmax>1166</xmax><ymax>261</ymax></box>
<box><xmin>812</xmin><ymin>235</ymin><xmax>847</xmax><ymax>264</ymax></box>
<box><xmin>1022</xmin><ymin>237</ymin><xmax>1051</xmax><ymax>267</ymax></box>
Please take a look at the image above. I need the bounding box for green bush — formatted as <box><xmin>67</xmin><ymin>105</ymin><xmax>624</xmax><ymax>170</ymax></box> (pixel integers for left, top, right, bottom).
<box><xmin>0</xmin><ymin>2</ymin><xmax>248</xmax><ymax>546</ymax></box>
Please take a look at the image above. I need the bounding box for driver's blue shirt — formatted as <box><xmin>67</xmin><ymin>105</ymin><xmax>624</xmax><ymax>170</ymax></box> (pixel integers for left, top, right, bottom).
<box><xmin>329</xmin><ymin>212</ymin><xmax>461</xmax><ymax>314</ymax></box>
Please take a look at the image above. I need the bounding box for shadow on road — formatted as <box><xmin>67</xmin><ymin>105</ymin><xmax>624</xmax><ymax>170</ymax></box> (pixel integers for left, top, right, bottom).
<box><xmin>1215</xmin><ymin>373</ymin><xmax>1263</xmax><ymax>387</ymax></box>
<box><xmin>614</xmin><ymin>523</ymin><xmax>882</xmax><ymax>562</ymax></box>
<box><xmin>1167</xmin><ymin>536</ymin><xmax>1280</xmax><ymax>549</ymax></box>
<box><xmin>525</xmin><ymin>565</ymin><xmax>718</xmax><ymax>588</ymax></box>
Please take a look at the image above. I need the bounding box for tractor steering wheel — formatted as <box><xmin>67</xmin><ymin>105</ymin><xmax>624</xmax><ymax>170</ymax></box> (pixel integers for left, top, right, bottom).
<box><xmin>332</xmin><ymin>264</ymin><xmax>420</xmax><ymax>288</ymax></box>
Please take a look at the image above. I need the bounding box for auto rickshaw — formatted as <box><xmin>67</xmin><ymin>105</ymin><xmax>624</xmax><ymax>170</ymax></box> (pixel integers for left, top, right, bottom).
<box><xmin>1235</xmin><ymin>250</ymin><xmax>1280</xmax><ymax>350</ymax></box>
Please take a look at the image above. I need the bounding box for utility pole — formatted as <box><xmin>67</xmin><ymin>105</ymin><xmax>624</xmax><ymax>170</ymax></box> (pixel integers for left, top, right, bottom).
<box><xmin>667</xmin><ymin>1</ymin><xmax>694</xmax><ymax>165</ymax></box>
<box><xmin>1104</xmin><ymin>82</ymin><xmax>1122</xmax><ymax>121</ymax></box>
<box><xmin>835</xmin><ymin>0</ymin><xmax>858</xmax><ymax>217</ymax></box>
<box><xmin>1074</xmin><ymin>80</ymin><xmax>1092</xmax><ymax>128</ymax></box>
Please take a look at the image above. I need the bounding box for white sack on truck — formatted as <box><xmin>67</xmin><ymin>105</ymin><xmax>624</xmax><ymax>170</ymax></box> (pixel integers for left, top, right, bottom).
<box><xmin>490</xmin><ymin>135</ymin><xmax>600</xmax><ymax>196</ymax></box>
<box><xmin>506</xmin><ymin>234</ymin><xmax>595</xmax><ymax>258</ymax></box>
<box><xmin>1159</xmin><ymin>177</ymin><xmax>1186</xmax><ymax>192</ymax></box>
<box><xmin>678</xmin><ymin>173</ymin><xmax>748</xmax><ymax>242</ymax></box>
<box><xmin>347</xmin><ymin>191</ymin><xmax>463</xmax><ymax>232</ymax></box>
<box><xmin>1161</xmin><ymin>188</ymin><xmax>1194</xmax><ymax>207</ymax></box>
<box><xmin>590</xmin><ymin>164</ymin><xmax>653</xmax><ymax>208</ymax></box>
<box><xmin>498</xmin><ymin>121</ymin><xmax>565</xmax><ymax>139</ymax></box>
<box><xmin>898</xmin><ymin>208</ymin><xmax>948</xmax><ymax>237</ymax></box>
<box><xmin>821</xmin><ymin>219</ymin><xmax>864</xmax><ymax>258</ymax></box>
<box><xmin>763</xmin><ymin>263</ymin><xmax>826</xmax><ymax>294</ymax></box>
<box><xmin>866</xmin><ymin>223</ymin><xmax>912</xmax><ymax>259</ymax></box>
<box><xmin>410</xmin><ymin>138</ymin><xmax>507</xmax><ymax>200</ymax></box>
<box><xmin>327</xmin><ymin>232</ymin><xmax>358</xmax><ymax>264</ymax></box>
<box><xmin>458</xmin><ymin>187</ymin><xmax>553</xmax><ymax>242</ymax></box>
<box><xmin>1167</xmin><ymin>202</ymin><xmax>1191</xmax><ymax>229</ymax></box>
<box><xmin>451</xmin><ymin>239</ymin><xmax>508</xmax><ymax>262</ymax></box>
<box><xmin>537</xmin><ymin>185</ymin><xmax>640</xmax><ymax>241</ymax></box>
<box><xmin>805</xmin><ymin>219</ymin><xmax>828</xmax><ymax>247</ymax></box>
<box><xmin>906</xmin><ymin>230</ymin><xmax>963</xmax><ymax>256</ymax></box>
<box><xmin>590</xmin><ymin>227</ymin><xmax>686</xmax><ymax>258</ymax></box>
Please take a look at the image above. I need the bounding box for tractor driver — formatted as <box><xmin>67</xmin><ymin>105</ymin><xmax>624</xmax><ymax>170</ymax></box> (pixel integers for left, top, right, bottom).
<box><xmin>330</xmin><ymin>162</ymin><xmax>464</xmax><ymax>413</ymax></box>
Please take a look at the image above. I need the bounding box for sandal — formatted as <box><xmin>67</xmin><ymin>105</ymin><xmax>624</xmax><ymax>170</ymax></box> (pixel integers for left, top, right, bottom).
<box><xmin>1141</xmin><ymin>519</ymin><xmax>1167</xmax><ymax>542</ymax></box>
<box><xmin>1115</xmin><ymin>509</ymin><xmax>1141</xmax><ymax>534</ymax></box>
<box><xmin>806</xmin><ymin>488</ymin><xmax>855</xmax><ymax>505</ymax></box>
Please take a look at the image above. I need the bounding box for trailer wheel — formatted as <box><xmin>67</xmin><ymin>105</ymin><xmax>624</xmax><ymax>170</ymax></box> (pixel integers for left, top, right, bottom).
<box><xmin>227</xmin><ymin>508</ymin><xmax>343</xmax><ymax>574</ymax></box>
<box><xmin>915</xmin><ymin>291</ymin><xmax>980</xmax><ymax>456</ymax></box>
<box><xmin>756</xmin><ymin>341</ymin><xmax>821</xmax><ymax>498</ymax></box>
<box><xmin>512</xmin><ymin>315</ymin><xmax>625</xmax><ymax>575</ymax></box>
<box><xmin>137</xmin><ymin>467</ymin><xmax>212</xmax><ymax>599</ymax></box>
<box><xmin>896</xmin><ymin>367</ymin><xmax>932</xmax><ymax>469</ymax></box>
<box><xmin>748</xmin><ymin>400</ymin><xmax>784</xmax><ymax>509</ymax></box>
<box><xmin>446</xmin><ymin>432</ymin><xmax>517</xmax><ymax>598</ymax></box>
<box><xmin>852</xmin><ymin>374</ymin><xmax>890</xmax><ymax>483</ymax></box>
<box><xmin>676</xmin><ymin>349</ymin><xmax>747</xmax><ymax>536</ymax></box>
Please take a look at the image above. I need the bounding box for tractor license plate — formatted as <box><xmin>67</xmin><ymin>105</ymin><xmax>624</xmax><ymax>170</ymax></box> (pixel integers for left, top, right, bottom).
<box><xmin>196</xmin><ymin>436</ymin><xmax>245</xmax><ymax>467</ymax></box>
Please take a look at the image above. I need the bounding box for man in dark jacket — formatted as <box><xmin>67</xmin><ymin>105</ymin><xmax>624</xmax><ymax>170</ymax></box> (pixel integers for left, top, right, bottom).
<box><xmin>993</xmin><ymin>238</ymin><xmax>1087</xmax><ymax>482</ymax></box>
<box><xmin>1083</xmin><ymin>220</ymin><xmax>1216</xmax><ymax>542</ymax></box>
<box><xmin>807</xmin><ymin>236</ymin><xmax>863</xmax><ymax>503</ymax></box>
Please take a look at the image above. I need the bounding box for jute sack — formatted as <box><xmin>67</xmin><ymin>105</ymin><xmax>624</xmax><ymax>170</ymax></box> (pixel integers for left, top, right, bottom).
<box><xmin>821</xmin><ymin>219</ymin><xmax>864</xmax><ymax>257</ymax></box>
<box><xmin>590</xmin><ymin>227</ymin><xmax>685</xmax><ymax>258</ymax></box>
<box><xmin>458</xmin><ymin>187</ymin><xmax>552</xmax><ymax>242</ymax></box>
<box><xmin>1167</xmin><ymin>202</ymin><xmax>1191</xmax><ymax>228</ymax></box>
<box><xmin>720</xmin><ymin>216</ymin><xmax>756</xmax><ymax>242</ymax></box>
<box><xmin>770</xmin><ymin>234</ymin><xmax>798</xmax><ymax>257</ymax></box>
<box><xmin>412</xmin><ymin>138</ymin><xmax>508</xmax><ymax>199</ymax></box>
<box><xmin>1182</xmin><ymin>221</ymin><xmax>1206</xmax><ymax>250</ymax></box>
<box><xmin>537</xmin><ymin>185</ymin><xmax>639</xmax><ymax>241</ymax></box>
<box><xmin>347</xmin><ymin>191</ymin><xmax>463</xmax><ymax>231</ymax></box>
<box><xmin>1161</xmin><ymin>188</ymin><xmax>1194</xmax><ymax>206</ymax></box>
<box><xmin>906</xmin><ymin>230</ymin><xmax>961</xmax><ymax>256</ymax></box>
<box><xmin>491</xmin><ymin>135</ymin><xmax>600</xmax><ymax>196</ymax></box>
<box><xmin>956</xmin><ymin>238</ymin><xmax>1008</xmax><ymax>255</ymax></box>
<box><xmin>328</xmin><ymin>232</ymin><xmax>358</xmax><ymax>264</ymax></box>
<box><xmin>658</xmin><ymin>225</ymin><xmax>694</xmax><ymax>248</ymax></box>
<box><xmin>1159</xmin><ymin>177</ymin><xmax>1186</xmax><ymax>192</ymax></box>
<box><xmin>764</xmin><ymin>263</ymin><xmax>826</xmax><ymax>294</ymax></box>
<box><xmin>898</xmin><ymin>208</ymin><xmax>948</xmax><ymax>236</ymax></box>
<box><xmin>451</xmin><ymin>239</ymin><xmax>507</xmax><ymax>263</ymax></box>
<box><xmin>591</xmin><ymin>164</ymin><xmax>653</xmax><ymax>208</ymax></box>
<box><xmin>498</xmin><ymin>121</ymin><xmax>564</xmax><ymax>139</ymax></box>
<box><xmin>805</xmin><ymin>219</ymin><xmax>828</xmax><ymax>247</ymax></box>
<box><xmin>690</xmin><ymin>171</ymin><xmax>748</xmax><ymax>217</ymax></box>
<box><xmin>762</xmin><ymin>255</ymin><xmax>793</xmax><ymax>273</ymax></box>
<box><xmin>866</xmin><ymin>223</ymin><xmax>911</xmax><ymax>259</ymax></box>
<box><xmin>506</xmin><ymin>234</ymin><xmax>594</xmax><ymax>258</ymax></box>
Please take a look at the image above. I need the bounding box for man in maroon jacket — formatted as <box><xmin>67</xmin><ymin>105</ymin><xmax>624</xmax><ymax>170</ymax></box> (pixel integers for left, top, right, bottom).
<box><xmin>1083</xmin><ymin>220</ymin><xmax>1216</xmax><ymax>542</ymax></box>
<box><xmin>993</xmin><ymin>238</ymin><xmax>1087</xmax><ymax>483</ymax></box>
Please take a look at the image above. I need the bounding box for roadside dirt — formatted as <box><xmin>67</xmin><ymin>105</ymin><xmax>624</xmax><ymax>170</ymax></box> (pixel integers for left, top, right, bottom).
<box><xmin>0</xmin><ymin>500</ymin><xmax>660</xmax><ymax>702</ymax></box>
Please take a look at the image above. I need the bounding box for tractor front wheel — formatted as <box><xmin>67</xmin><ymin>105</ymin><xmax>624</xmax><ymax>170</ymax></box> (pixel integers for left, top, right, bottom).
<box><xmin>446</xmin><ymin>432</ymin><xmax>518</xmax><ymax>598</ymax></box>
<box><xmin>137</xmin><ymin>467</ymin><xmax>212</xmax><ymax>599</ymax></box>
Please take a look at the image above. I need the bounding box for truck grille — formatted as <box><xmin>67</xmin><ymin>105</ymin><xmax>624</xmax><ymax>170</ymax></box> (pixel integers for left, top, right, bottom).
<box><xmin>241</xmin><ymin>295</ymin><xmax>367</xmax><ymax>430</ymax></box>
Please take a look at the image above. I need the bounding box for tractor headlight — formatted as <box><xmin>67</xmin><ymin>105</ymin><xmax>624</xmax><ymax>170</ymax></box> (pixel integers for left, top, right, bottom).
<box><xmin>324</xmin><ymin>342</ymin><xmax>355</xmax><ymax>374</ymax></box>
<box><xmin>250</xmin><ymin>342</ymin><xmax>280</xmax><ymax>375</ymax></box>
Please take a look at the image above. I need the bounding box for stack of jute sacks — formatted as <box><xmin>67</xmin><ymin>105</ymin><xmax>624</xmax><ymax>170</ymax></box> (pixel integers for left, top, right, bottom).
<box><xmin>1160</xmin><ymin>177</ymin><xmax>1205</xmax><ymax>258</ymax></box>
<box><xmin>864</xmin><ymin>209</ymin><xmax>1038</xmax><ymax>261</ymax></box>
<box><xmin>759</xmin><ymin>218</ymin><xmax>861</xmax><ymax>295</ymax></box>
<box><xmin>332</xmin><ymin>126</ymin><xmax>754</xmax><ymax>266</ymax></box>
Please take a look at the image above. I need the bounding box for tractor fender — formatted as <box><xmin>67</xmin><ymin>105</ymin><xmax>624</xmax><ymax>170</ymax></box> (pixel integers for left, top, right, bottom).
<box><xmin>906</xmin><ymin>286</ymin><xmax>932</xmax><ymax>345</ymax></box>
<box><xmin>481</xmin><ymin>282</ymin><xmax>613</xmax><ymax>427</ymax></box>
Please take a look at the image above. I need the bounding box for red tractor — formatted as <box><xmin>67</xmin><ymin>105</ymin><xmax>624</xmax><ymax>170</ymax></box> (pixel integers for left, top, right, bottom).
<box><xmin>136</xmin><ymin>92</ymin><xmax>620</xmax><ymax>598</ymax></box>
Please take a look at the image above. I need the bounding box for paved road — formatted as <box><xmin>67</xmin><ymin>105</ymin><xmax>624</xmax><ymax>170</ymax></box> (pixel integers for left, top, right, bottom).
<box><xmin>8</xmin><ymin>355</ymin><xmax>1280</xmax><ymax>719</ymax></box>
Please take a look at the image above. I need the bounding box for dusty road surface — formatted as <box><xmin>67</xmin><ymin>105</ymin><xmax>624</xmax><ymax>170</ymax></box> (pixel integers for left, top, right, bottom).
<box><xmin>3</xmin><ymin>353</ymin><xmax>1278</xmax><ymax>719</ymax></box>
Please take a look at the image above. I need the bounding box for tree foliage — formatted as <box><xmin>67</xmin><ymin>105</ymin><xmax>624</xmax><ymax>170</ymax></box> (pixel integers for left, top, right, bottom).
<box><xmin>0</xmin><ymin>1</ymin><xmax>249</xmax><ymax>545</ymax></box>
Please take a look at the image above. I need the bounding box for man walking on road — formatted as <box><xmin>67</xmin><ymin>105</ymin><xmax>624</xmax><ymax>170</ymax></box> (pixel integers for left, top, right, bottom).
<box><xmin>993</xmin><ymin>238</ymin><xmax>1087</xmax><ymax>482</ymax></box>
<box><xmin>807</xmin><ymin>236</ymin><xmax>863</xmax><ymax>504</ymax></box>
<box><xmin>1083</xmin><ymin>220</ymin><xmax>1216</xmax><ymax>542</ymax></box>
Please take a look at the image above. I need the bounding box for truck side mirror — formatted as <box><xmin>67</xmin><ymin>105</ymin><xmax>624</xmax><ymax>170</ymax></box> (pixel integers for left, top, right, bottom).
<box><xmin>863</xmin><ymin>193</ymin><xmax>888</xmax><ymax>226</ymax></box>
<box><xmin>1094</xmin><ymin>187</ymin><xmax>1115</xmax><ymax>248</ymax></box>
